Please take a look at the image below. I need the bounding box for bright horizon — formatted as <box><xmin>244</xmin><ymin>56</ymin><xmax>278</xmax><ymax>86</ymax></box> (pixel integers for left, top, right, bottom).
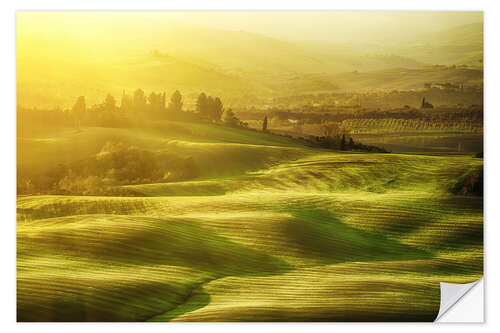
<box><xmin>18</xmin><ymin>11</ymin><xmax>482</xmax><ymax>44</ymax></box>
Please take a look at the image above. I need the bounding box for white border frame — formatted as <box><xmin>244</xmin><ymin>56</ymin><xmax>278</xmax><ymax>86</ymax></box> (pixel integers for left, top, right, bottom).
<box><xmin>3</xmin><ymin>1</ymin><xmax>498</xmax><ymax>332</ymax></box>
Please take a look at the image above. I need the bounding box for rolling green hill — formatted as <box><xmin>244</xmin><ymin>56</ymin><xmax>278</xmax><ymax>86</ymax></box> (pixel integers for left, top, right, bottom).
<box><xmin>17</xmin><ymin>122</ymin><xmax>483</xmax><ymax>321</ymax></box>
<box><xmin>18</xmin><ymin>121</ymin><xmax>306</xmax><ymax>179</ymax></box>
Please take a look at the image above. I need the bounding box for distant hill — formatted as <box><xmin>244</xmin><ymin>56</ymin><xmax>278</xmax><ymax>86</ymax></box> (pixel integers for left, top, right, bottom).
<box><xmin>331</xmin><ymin>66</ymin><xmax>483</xmax><ymax>92</ymax></box>
<box><xmin>17</xmin><ymin>17</ymin><xmax>483</xmax><ymax>108</ymax></box>
<box><xmin>384</xmin><ymin>22</ymin><xmax>483</xmax><ymax>66</ymax></box>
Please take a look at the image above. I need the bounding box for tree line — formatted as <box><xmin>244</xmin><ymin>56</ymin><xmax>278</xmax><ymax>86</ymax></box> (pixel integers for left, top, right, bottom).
<box><xmin>271</xmin><ymin>88</ymin><xmax>483</xmax><ymax>110</ymax></box>
<box><xmin>18</xmin><ymin>89</ymin><xmax>250</xmax><ymax>130</ymax></box>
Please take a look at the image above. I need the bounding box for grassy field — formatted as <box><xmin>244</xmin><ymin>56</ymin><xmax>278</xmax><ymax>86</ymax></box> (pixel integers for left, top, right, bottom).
<box><xmin>17</xmin><ymin>121</ymin><xmax>483</xmax><ymax>321</ymax></box>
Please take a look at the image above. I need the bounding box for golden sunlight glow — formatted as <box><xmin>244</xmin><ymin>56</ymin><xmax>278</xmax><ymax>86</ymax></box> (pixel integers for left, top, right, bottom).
<box><xmin>17</xmin><ymin>11</ymin><xmax>482</xmax><ymax>108</ymax></box>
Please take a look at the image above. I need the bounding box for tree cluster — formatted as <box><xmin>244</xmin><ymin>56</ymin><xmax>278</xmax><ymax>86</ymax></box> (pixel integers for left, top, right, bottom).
<box><xmin>196</xmin><ymin>93</ymin><xmax>224</xmax><ymax>122</ymax></box>
<box><xmin>18</xmin><ymin>142</ymin><xmax>199</xmax><ymax>196</ymax></box>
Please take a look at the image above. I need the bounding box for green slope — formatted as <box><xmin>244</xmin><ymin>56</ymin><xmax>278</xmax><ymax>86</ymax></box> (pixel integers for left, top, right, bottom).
<box><xmin>18</xmin><ymin>121</ymin><xmax>307</xmax><ymax>179</ymax></box>
<box><xmin>17</xmin><ymin>134</ymin><xmax>483</xmax><ymax>321</ymax></box>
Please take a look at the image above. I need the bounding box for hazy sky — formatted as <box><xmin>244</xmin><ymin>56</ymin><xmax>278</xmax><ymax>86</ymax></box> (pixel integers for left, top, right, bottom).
<box><xmin>149</xmin><ymin>11</ymin><xmax>483</xmax><ymax>43</ymax></box>
<box><xmin>18</xmin><ymin>11</ymin><xmax>482</xmax><ymax>44</ymax></box>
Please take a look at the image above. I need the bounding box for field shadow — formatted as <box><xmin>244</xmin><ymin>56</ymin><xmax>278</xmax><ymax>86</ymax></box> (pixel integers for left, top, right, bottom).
<box><xmin>147</xmin><ymin>286</ymin><xmax>211</xmax><ymax>322</ymax></box>
<box><xmin>125</xmin><ymin>181</ymin><xmax>227</xmax><ymax>197</ymax></box>
<box><xmin>283</xmin><ymin>205</ymin><xmax>433</xmax><ymax>264</ymax></box>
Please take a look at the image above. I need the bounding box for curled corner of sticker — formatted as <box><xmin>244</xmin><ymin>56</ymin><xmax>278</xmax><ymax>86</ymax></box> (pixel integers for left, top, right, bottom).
<box><xmin>435</xmin><ymin>277</ymin><xmax>483</xmax><ymax>322</ymax></box>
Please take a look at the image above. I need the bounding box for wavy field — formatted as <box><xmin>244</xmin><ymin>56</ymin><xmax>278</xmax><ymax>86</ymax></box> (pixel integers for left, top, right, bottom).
<box><xmin>17</xmin><ymin>123</ymin><xmax>483</xmax><ymax>322</ymax></box>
